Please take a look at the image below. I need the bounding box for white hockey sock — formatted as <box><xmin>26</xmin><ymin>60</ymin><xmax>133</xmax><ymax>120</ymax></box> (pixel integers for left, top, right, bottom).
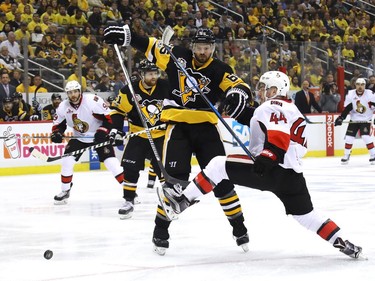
<box><xmin>293</xmin><ymin>210</ymin><xmax>342</xmax><ymax>244</ymax></box>
<box><xmin>104</xmin><ymin>157</ymin><xmax>124</xmax><ymax>183</ymax></box>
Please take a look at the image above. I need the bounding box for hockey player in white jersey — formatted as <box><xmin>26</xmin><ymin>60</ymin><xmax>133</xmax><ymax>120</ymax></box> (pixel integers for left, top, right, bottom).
<box><xmin>51</xmin><ymin>81</ymin><xmax>124</xmax><ymax>204</ymax></box>
<box><xmin>158</xmin><ymin>71</ymin><xmax>364</xmax><ymax>259</ymax></box>
<box><xmin>334</xmin><ymin>78</ymin><xmax>375</xmax><ymax>164</ymax></box>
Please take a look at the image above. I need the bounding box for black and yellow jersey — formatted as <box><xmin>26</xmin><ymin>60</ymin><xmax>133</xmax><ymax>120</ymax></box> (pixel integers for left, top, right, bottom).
<box><xmin>110</xmin><ymin>78</ymin><xmax>170</xmax><ymax>139</ymax></box>
<box><xmin>131</xmin><ymin>35</ymin><xmax>251</xmax><ymax>125</ymax></box>
<box><xmin>0</xmin><ymin>107</ymin><xmax>27</xmax><ymax>122</ymax></box>
<box><xmin>41</xmin><ymin>104</ymin><xmax>58</xmax><ymax>120</ymax></box>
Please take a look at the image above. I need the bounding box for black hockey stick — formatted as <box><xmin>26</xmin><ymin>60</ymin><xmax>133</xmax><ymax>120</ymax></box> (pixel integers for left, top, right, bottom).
<box><xmin>160</xmin><ymin>26</ymin><xmax>255</xmax><ymax>161</ymax></box>
<box><xmin>114</xmin><ymin>44</ymin><xmax>189</xmax><ymax>189</ymax></box>
<box><xmin>29</xmin><ymin>124</ymin><xmax>166</xmax><ymax>162</ymax></box>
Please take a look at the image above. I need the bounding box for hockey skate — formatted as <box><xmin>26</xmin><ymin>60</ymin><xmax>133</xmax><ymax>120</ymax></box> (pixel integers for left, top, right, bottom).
<box><xmin>234</xmin><ymin>233</ymin><xmax>250</xmax><ymax>252</ymax></box>
<box><xmin>54</xmin><ymin>184</ymin><xmax>72</xmax><ymax>205</ymax></box>
<box><xmin>152</xmin><ymin>237</ymin><xmax>169</xmax><ymax>256</ymax></box>
<box><xmin>333</xmin><ymin>237</ymin><xmax>366</xmax><ymax>259</ymax></box>
<box><xmin>118</xmin><ymin>200</ymin><xmax>134</xmax><ymax>219</ymax></box>
<box><xmin>369</xmin><ymin>156</ymin><xmax>375</xmax><ymax>165</ymax></box>
<box><xmin>341</xmin><ymin>154</ymin><xmax>350</xmax><ymax>165</ymax></box>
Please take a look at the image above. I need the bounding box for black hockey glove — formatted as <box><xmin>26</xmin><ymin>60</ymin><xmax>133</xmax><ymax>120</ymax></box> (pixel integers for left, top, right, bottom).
<box><xmin>29</xmin><ymin>114</ymin><xmax>39</xmax><ymax>121</ymax></box>
<box><xmin>94</xmin><ymin>127</ymin><xmax>109</xmax><ymax>144</ymax></box>
<box><xmin>51</xmin><ymin>131</ymin><xmax>63</xmax><ymax>143</ymax></box>
<box><xmin>223</xmin><ymin>88</ymin><xmax>248</xmax><ymax>119</ymax></box>
<box><xmin>32</xmin><ymin>99</ymin><xmax>41</xmax><ymax>111</ymax></box>
<box><xmin>253</xmin><ymin>149</ymin><xmax>279</xmax><ymax>176</ymax></box>
<box><xmin>103</xmin><ymin>24</ymin><xmax>131</xmax><ymax>46</ymax></box>
<box><xmin>334</xmin><ymin>116</ymin><xmax>343</xmax><ymax>126</ymax></box>
<box><xmin>109</xmin><ymin>129</ymin><xmax>124</xmax><ymax>146</ymax></box>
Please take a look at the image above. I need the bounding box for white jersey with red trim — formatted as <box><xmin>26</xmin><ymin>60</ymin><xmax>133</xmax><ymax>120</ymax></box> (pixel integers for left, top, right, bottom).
<box><xmin>249</xmin><ymin>98</ymin><xmax>308</xmax><ymax>173</ymax></box>
<box><xmin>53</xmin><ymin>94</ymin><xmax>111</xmax><ymax>143</ymax></box>
<box><xmin>344</xmin><ymin>89</ymin><xmax>375</xmax><ymax>121</ymax></box>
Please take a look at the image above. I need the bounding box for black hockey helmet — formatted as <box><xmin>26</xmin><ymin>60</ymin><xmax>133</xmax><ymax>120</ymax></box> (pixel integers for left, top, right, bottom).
<box><xmin>51</xmin><ymin>93</ymin><xmax>62</xmax><ymax>100</ymax></box>
<box><xmin>192</xmin><ymin>28</ymin><xmax>215</xmax><ymax>44</ymax></box>
<box><xmin>138</xmin><ymin>59</ymin><xmax>158</xmax><ymax>73</ymax></box>
<box><xmin>12</xmin><ymin>92</ymin><xmax>22</xmax><ymax>99</ymax></box>
<box><xmin>107</xmin><ymin>95</ymin><xmax>116</xmax><ymax>103</ymax></box>
<box><xmin>3</xmin><ymin>96</ymin><xmax>13</xmax><ymax>103</ymax></box>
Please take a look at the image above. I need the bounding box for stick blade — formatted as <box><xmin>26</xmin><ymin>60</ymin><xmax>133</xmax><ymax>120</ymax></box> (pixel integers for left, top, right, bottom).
<box><xmin>161</xmin><ymin>26</ymin><xmax>174</xmax><ymax>45</ymax></box>
<box><xmin>29</xmin><ymin>147</ymin><xmax>48</xmax><ymax>162</ymax></box>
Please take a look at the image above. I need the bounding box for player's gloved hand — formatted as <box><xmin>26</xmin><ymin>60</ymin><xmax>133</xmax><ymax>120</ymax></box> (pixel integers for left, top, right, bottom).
<box><xmin>29</xmin><ymin>115</ymin><xmax>39</xmax><ymax>121</ymax></box>
<box><xmin>103</xmin><ymin>24</ymin><xmax>131</xmax><ymax>46</ymax></box>
<box><xmin>334</xmin><ymin>116</ymin><xmax>343</xmax><ymax>126</ymax></box>
<box><xmin>253</xmin><ymin>149</ymin><xmax>278</xmax><ymax>176</ymax></box>
<box><xmin>51</xmin><ymin>131</ymin><xmax>63</xmax><ymax>143</ymax></box>
<box><xmin>94</xmin><ymin>127</ymin><xmax>109</xmax><ymax>144</ymax></box>
<box><xmin>32</xmin><ymin>98</ymin><xmax>42</xmax><ymax>112</ymax></box>
<box><xmin>109</xmin><ymin>129</ymin><xmax>124</xmax><ymax>146</ymax></box>
<box><xmin>223</xmin><ymin>88</ymin><xmax>248</xmax><ymax>119</ymax></box>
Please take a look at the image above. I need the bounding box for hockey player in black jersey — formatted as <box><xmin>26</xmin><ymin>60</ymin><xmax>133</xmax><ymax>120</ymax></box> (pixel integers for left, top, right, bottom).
<box><xmin>41</xmin><ymin>93</ymin><xmax>62</xmax><ymax>120</ymax></box>
<box><xmin>0</xmin><ymin>96</ymin><xmax>27</xmax><ymax>121</ymax></box>
<box><xmin>109</xmin><ymin>59</ymin><xmax>168</xmax><ymax>219</ymax></box>
<box><xmin>104</xmin><ymin>26</ymin><xmax>252</xmax><ymax>255</ymax></box>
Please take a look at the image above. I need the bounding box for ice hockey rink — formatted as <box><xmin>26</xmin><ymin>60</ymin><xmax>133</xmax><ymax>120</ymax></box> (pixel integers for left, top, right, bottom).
<box><xmin>0</xmin><ymin>155</ymin><xmax>374</xmax><ymax>281</ymax></box>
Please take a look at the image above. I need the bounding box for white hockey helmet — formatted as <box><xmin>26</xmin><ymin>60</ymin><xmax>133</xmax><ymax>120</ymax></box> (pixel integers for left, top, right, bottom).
<box><xmin>258</xmin><ymin>71</ymin><xmax>290</xmax><ymax>99</ymax></box>
<box><xmin>65</xmin><ymin>80</ymin><xmax>81</xmax><ymax>93</ymax></box>
<box><xmin>355</xmin><ymin>78</ymin><xmax>366</xmax><ymax>86</ymax></box>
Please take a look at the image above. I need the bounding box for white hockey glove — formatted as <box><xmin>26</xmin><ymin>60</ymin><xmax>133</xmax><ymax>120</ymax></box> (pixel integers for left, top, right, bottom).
<box><xmin>223</xmin><ymin>88</ymin><xmax>248</xmax><ymax>119</ymax></box>
<box><xmin>103</xmin><ymin>24</ymin><xmax>131</xmax><ymax>46</ymax></box>
<box><xmin>29</xmin><ymin>115</ymin><xmax>39</xmax><ymax>121</ymax></box>
<box><xmin>109</xmin><ymin>129</ymin><xmax>124</xmax><ymax>146</ymax></box>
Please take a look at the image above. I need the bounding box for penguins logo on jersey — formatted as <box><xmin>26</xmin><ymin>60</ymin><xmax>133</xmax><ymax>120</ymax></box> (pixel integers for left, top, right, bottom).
<box><xmin>72</xmin><ymin>114</ymin><xmax>89</xmax><ymax>133</ymax></box>
<box><xmin>141</xmin><ymin>99</ymin><xmax>163</xmax><ymax>126</ymax></box>
<box><xmin>172</xmin><ymin>58</ymin><xmax>211</xmax><ymax>105</ymax></box>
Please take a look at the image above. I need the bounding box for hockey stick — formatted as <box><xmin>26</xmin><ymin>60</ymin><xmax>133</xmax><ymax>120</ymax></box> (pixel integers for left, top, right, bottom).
<box><xmin>113</xmin><ymin>44</ymin><xmax>189</xmax><ymax>190</ymax></box>
<box><xmin>160</xmin><ymin>26</ymin><xmax>255</xmax><ymax>161</ymax></box>
<box><xmin>29</xmin><ymin>124</ymin><xmax>166</xmax><ymax>162</ymax></box>
<box><xmin>0</xmin><ymin>135</ymin><xmax>94</xmax><ymax>140</ymax></box>
<box><xmin>304</xmin><ymin>115</ymin><xmax>371</xmax><ymax>125</ymax></box>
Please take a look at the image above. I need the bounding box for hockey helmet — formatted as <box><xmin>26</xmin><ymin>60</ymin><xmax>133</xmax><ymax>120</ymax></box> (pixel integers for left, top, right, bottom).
<box><xmin>258</xmin><ymin>71</ymin><xmax>290</xmax><ymax>100</ymax></box>
<box><xmin>51</xmin><ymin>93</ymin><xmax>62</xmax><ymax>100</ymax></box>
<box><xmin>12</xmin><ymin>92</ymin><xmax>23</xmax><ymax>99</ymax></box>
<box><xmin>2</xmin><ymin>96</ymin><xmax>13</xmax><ymax>104</ymax></box>
<box><xmin>107</xmin><ymin>95</ymin><xmax>116</xmax><ymax>103</ymax></box>
<box><xmin>138</xmin><ymin>59</ymin><xmax>158</xmax><ymax>73</ymax></box>
<box><xmin>65</xmin><ymin>80</ymin><xmax>81</xmax><ymax>93</ymax></box>
<box><xmin>355</xmin><ymin>78</ymin><xmax>366</xmax><ymax>86</ymax></box>
<box><xmin>192</xmin><ymin>28</ymin><xmax>215</xmax><ymax>44</ymax></box>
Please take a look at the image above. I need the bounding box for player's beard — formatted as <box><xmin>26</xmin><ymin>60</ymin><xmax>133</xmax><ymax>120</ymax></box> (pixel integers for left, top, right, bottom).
<box><xmin>194</xmin><ymin>54</ymin><xmax>209</xmax><ymax>65</ymax></box>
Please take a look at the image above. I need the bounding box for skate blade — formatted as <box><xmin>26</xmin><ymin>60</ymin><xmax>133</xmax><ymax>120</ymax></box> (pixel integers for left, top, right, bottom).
<box><xmin>240</xmin><ymin>243</ymin><xmax>249</xmax><ymax>253</ymax></box>
<box><xmin>357</xmin><ymin>251</ymin><xmax>369</xmax><ymax>260</ymax></box>
<box><xmin>54</xmin><ymin>199</ymin><xmax>68</xmax><ymax>205</ymax></box>
<box><xmin>119</xmin><ymin>213</ymin><xmax>133</xmax><ymax>220</ymax></box>
<box><xmin>153</xmin><ymin>245</ymin><xmax>167</xmax><ymax>256</ymax></box>
<box><xmin>156</xmin><ymin>185</ymin><xmax>178</xmax><ymax>221</ymax></box>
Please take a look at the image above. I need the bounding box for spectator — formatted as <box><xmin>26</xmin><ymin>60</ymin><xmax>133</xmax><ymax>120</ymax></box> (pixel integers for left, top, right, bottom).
<box><xmin>81</xmin><ymin>57</ymin><xmax>94</xmax><ymax>76</ymax></box>
<box><xmin>83</xmin><ymin>35</ymin><xmax>99</xmax><ymax>59</ymax></box>
<box><xmin>14</xmin><ymin>21</ymin><xmax>30</xmax><ymax>42</ymax></box>
<box><xmin>94</xmin><ymin>57</ymin><xmax>108</xmax><ymax>79</ymax></box>
<box><xmin>9</xmin><ymin>69</ymin><xmax>22</xmax><ymax>88</ymax></box>
<box><xmin>60</xmin><ymin>45</ymin><xmax>78</xmax><ymax>69</ymax></box>
<box><xmin>67</xmin><ymin>66</ymin><xmax>87</xmax><ymax>92</ymax></box>
<box><xmin>94</xmin><ymin>74</ymin><xmax>111</xmax><ymax>92</ymax></box>
<box><xmin>34</xmin><ymin>36</ymin><xmax>51</xmax><ymax>61</ymax></box>
<box><xmin>106</xmin><ymin>2</ymin><xmax>123</xmax><ymax>24</ymax></box>
<box><xmin>30</xmin><ymin>75</ymin><xmax>48</xmax><ymax>93</ymax></box>
<box><xmin>41</xmin><ymin>5</ymin><xmax>57</xmax><ymax>26</ymax></box>
<box><xmin>0</xmin><ymin>71</ymin><xmax>15</xmax><ymax>106</ymax></box>
<box><xmin>113</xmin><ymin>70</ymin><xmax>126</xmax><ymax>96</ymax></box>
<box><xmin>70</xmin><ymin>9</ymin><xmax>88</xmax><ymax>29</ymax></box>
<box><xmin>20</xmin><ymin>5</ymin><xmax>33</xmax><ymax>24</ymax></box>
<box><xmin>0</xmin><ymin>32</ymin><xmax>21</xmax><ymax>59</ymax></box>
<box><xmin>80</xmin><ymin>25</ymin><xmax>92</xmax><ymax>47</ymax></box>
<box><xmin>294</xmin><ymin>80</ymin><xmax>322</xmax><ymax>114</ymax></box>
<box><xmin>30</xmin><ymin>26</ymin><xmax>44</xmax><ymax>45</ymax></box>
<box><xmin>320</xmin><ymin>82</ymin><xmax>341</xmax><ymax>113</ymax></box>
<box><xmin>85</xmin><ymin>66</ymin><xmax>99</xmax><ymax>91</ymax></box>
<box><xmin>27</xmin><ymin>13</ymin><xmax>42</xmax><ymax>33</ymax></box>
<box><xmin>0</xmin><ymin>46</ymin><xmax>21</xmax><ymax>71</ymax></box>
<box><xmin>88</xmin><ymin>6</ymin><xmax>103</xmax><ymax>30</ymax></box>
<box><xmin>56</xmin><ymin>5</ymin><xmax>70</xmax><ymax>27</ymax></box>
<box><xmin>48</xmin><ymin>33</ymin><xmax>65</xmax><ymax>59</ymax></box>
<box><xmin>290</xmin><ymin>76</ymin><xmax>301</xmax><ymax>91</ymax></box>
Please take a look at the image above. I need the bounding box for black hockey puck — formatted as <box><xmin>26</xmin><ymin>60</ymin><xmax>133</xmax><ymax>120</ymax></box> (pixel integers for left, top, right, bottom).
<box><xmin>44</xmin><ymin>250</ymin><xmax>53</xmax><ymax>260</ymax></box>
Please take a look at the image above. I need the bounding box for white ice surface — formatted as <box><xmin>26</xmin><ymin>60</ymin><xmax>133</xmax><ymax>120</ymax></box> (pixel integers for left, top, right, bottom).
<box><xmin>0</xmin><ymin>155</ymin><xmax>374</xmax><ymax>281</ymax></box>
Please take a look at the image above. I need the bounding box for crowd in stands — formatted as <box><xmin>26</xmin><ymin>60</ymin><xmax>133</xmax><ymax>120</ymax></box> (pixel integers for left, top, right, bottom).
<box><xmin>1</xmin><ymin>0</ymin><xmax>375</xmax><ymax>122</ymax></box>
